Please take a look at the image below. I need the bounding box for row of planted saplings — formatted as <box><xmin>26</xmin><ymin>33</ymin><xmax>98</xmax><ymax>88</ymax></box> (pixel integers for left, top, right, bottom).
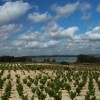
<box><xmin>0</xmin><ymin>64</ymin><xmax>12</xmax><ymax>70</ymax></box>
<box><xmin>16</xmin><ymin>75</ymin><xmax>30</xmax><ymax>100</ymax></box>
<box><xmin>0</xmin><ymin>71</ymin><xmax>12</xmax><ymax>100</ymax></box>
<box><xmin>0</xmin><ymin>63</ymin><xmax>23</xmax><ymax>70</ymax></box>
<box><xmin>85</xmin><ymin>71</ymin><xmax>100</xmax><ymax>100</ymax></box>
<box><xmin>59</xmin><ymin>71</ymin><xmax>88</xmax><ymax>99</ymax></box>
<box><xmin>0</xmin><ymin>63</ymin><xmax>54</xmax><ymax>71</ymax></box>
<box><xmin>85</xmin><ymin>72</ymin><xmax>96</xmax><ymax>100</ymax></box>
<box><xmin>23</xmin><ymin>64</ymin><xmax>64</xmax><ymax>70</ymax></box>
<box><xmin>93</xmin><ymin>71</ymin><xmax>100</xmax><ymax>91</ymax></box>
<box><xmin>0</xmin><ymin>70</ymin><xmax>5</xmax><ymax>90</ymax></box>
<box><xmin>1</xmin><ymin>70</ymin><xmax>99</xmax><ymax>100</ymax></box>
<box><xmin>21</xmin><ymin>70</ymin><xmax>93</xmax><ymax>100</ymax></box>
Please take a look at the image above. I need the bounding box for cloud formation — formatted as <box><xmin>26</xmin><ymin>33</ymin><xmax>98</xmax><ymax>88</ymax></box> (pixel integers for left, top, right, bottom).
<box><xmin>1</xmin><ymin>25</ymin><xmax>100</xmax><ymax>55</ymax></box>
<box><xmin>79</xmin><ymin>2</ymin><xmax>91</xmax><ymax>12</ymax></box>
<box><xmin>51</xmin><ymin>2</ymin><xmax>79</xmax><ymax>19</ymax></box>
<box><xmin>28</xmin><ymin>12</ymin><xmax>51</xmax><ymax>23</ymax></box>
<box><xmin>96</xmin><ymin>5</ymin><xmax>100</xmax><ymax>12</ymax></box>
<box><xmin>0</xmin><ymin>24</ymin><xmax>23</xmax><ymax>40</ymax></box>
<box><xmin>0</xmin><ymin>0</ymin><xmax>99</xmax><ymax>55</ymax></box>
<box><xmin>81</xmin><ymin>13</ymin><xmax>91</xmax><ymax>20</ymax></box>
<box><xmin>83</xmin><ymin>26</ymin><xmax>100</xmax><ymax>41</ymax></box>
<box><xmin>0</xmin><ymin>1</ymin><xmax>30</xmax><ymax>25</ymax></box>
<box><xmin>43</xmin><ymin>21</ymin><xmax>79</xmax><ymax>39</ymax></box>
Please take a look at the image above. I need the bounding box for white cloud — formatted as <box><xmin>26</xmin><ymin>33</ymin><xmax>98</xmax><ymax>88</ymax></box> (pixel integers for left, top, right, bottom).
<box><xmin>96</xmin><ymin>5</ymin><xmax>100</xmax><ymax>12</ymax></box>
<box><xmin>0</xmin><ymin>24</ymin><xmax>23</xmax><ymax>40</ymax></box>
<box><xmin>32</xmin><ymin>5</ymin><xmax>39</xmax><ymax>10</ymax></box>
<box><xmin>51</xmin><ymin>2</ymin><xmax>91</xmax><ymax>20</ymax></box>
<box><xmin>12</xmin><ymin>41</ymin><xmax>39</xmax><ymax>49</ymax></box>
<box><xmin>1</xmin><ymin>46</ymin><xmax>13</xmax><ymax>50</ymax></box>
<box><xmin>0</xmin><ymin>33</ymin><xmax>8</xmax><ymax>40</ymax></box>
<box><xmin>79</xmin><ymin>2</ymin><xmax>91</xmax><ymax>20</ymax></box>
<box><xmin>19</xmin><ymin>21</ymin><xmax>79</xmax><ymax>41</ymax></box>
<box><xmin>69</xmin><ymin>26</ymin><xmax>100</xmax><ymax>42</ymax></box>
<box><xmin>2</xmin><ymin>25</ymin><xmax>100</xmax><ymax>55</ymax></box>
<box><xmin>0</xmin><ymin>1</ymin><xmax>30</xmax><ymax>25</ymax></box>
<box><xmin>12</xmin><ymin>40</ymin><xmax>25</xmax><ymax>47</ymax></box>
<box><xmin>28</xmin><ymin>12</ymin><xmax>51</xmax><ymax>23</ymax></box>
<box><xmin>2</xmin><ymin>0</ymin><xmax>12</xmax><ymax>2</ymax></box>
<box><xmin>25</xmin><ymin>41</ymin><xmax>39</xmax><ymax>48</ymax></box>
<box><xmin>0</xmin><ymin>24</ymin><xmax>23</xmax><ymax>33</ymax></box>
<box><xmin>43</xmin><ymin>40</ymin><xmax>59</xmax><ymax>48</ymax></box>
<box><xmin>19</xmin><ymin>31</ymin><xmax>45</xmax><ymax>41</ymax></box>
<box><xmin>79</xmin><ymin>2</ymin><xmax>91</xmax><ymax>12</ymax></box>
<box><xmin>19</xmin><ymin>32</ymin><xmax>39</xmax><ymax>40</ymax></box>
<box><xmin>43</xmin><ymin>21</ymin><xmax>79</xmax><ymax>39</ymax></box>
<box><xmin>83</xmin><ymin>26</ymin><xmax>100</xmax><ymax>41</ymax></box>
<box><xmin>51</xmin><ymin>2</ymin><xmax>79</xmax><ymax>18</ymax></box>
<box><xmin>81</xmin><ymin>13</ymin><xmax>91</xmax><ymax>20</ymax></box>
<box><xmin>61</xmin><ymin>27</ymin><xmax>79</xmax><ymax>39</ymax></box>
<box><xmin>12</xmin><ymin>39</ymin><xmax>59</xmax><ymax>50</ymax></box>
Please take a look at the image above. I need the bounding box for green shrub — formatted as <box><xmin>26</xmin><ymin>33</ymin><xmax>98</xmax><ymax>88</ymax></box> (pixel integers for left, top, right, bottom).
<box><xmin>76</xmin><ymin>87</ymin><xmax>81</xmax><ymax>95</ymax></box>
<box><xmin>27</xmin><ymin>82</ymin><xmax>31</xmax><ymax>87</ymax></box>
<box><xmin>31</xmin><ymin>88</ymin><xmax>36</xmax><ymax>93</ymax></box>
<box><xmin>23</xmin><ymin>79</ymin><xmax>27</xmax><ymax>84</ymax></box>
<box><xmin>0</xmin><ymin>79</ymin><xmax>4</xmax><ymax>89</ymax></box>
<box><xmin>60</xmin><ymin>61</ymin><xmax>69</xmax><ymax>65</ymax></box>
<box><xmin>16</xmin><ymin>83</ymin><xmax>23</xmax><ymax>97</ymax></box>
<box><xmin>85</xmin><ymin>92</ymin><xmax>90</xmax><ymax>100</ymax></box>
<box><xmin>40</xmin><ymin>79</ymin><xmax>46</xmax><ymax>85</ymax></box>
<box><xmin>91</xmin><ymin>96</ymin><xmax>96</xmax><ymax>100</ymax></box>
<box><xmin>22</xmin><ymin>95</ymin><xmax>28</xmax><ymax>100</ymax></box>
<box><xmin>65</xmin><ymin>83</ymin><xmax>71</xmax><ymax>92</ymax></box>
<box><xmin>70</xmin><ymin>92</ymin><xmax>76</xmax><ymax>100</ymax></box>
<box><xmin>54</xmin><ymin>93</ymin><xmax>62</xmax><ymax>100</ymax></box>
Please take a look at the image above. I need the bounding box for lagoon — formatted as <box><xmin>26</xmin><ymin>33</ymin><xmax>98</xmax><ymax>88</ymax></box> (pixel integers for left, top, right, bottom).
<box><xmin>32</xmin><ymin>56</ymin><xmax>77</xmax><ymax>63</ymax></box>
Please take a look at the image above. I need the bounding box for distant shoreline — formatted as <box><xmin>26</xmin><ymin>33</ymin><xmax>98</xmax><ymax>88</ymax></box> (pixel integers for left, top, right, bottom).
<box><xmin>32</xmin><ymin>55</ymin><xmax>77</xmax><ymax>58</ymax></box>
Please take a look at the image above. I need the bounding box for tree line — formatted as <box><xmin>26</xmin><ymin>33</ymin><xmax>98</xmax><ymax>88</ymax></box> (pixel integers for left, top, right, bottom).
<box><xmin>0</xmin><ymin>56</ymin><xmax>32</xmax><ymax>62</ymax></box>
<box><xmin>77</xmin><ymin>54</ymin><xmax>100</xmax><ymax>63</ymax></box>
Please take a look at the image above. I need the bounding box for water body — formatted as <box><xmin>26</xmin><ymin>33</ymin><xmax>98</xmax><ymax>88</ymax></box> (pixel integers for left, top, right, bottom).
<box><xmin>32</xmin><ymin>56</ymin><xmax>77</xmax><ymax>63</ymax></box>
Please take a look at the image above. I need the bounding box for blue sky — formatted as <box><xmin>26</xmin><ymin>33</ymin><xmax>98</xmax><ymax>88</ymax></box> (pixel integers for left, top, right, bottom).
<box><xmin>0</xmin><ymin>0</ymin><xmax>100</xmax><ymax>56</ymax></box>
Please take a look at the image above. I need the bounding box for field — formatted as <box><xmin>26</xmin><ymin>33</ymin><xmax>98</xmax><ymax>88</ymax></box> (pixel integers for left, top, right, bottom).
<box><xmin>0</xmin><ymin>63</ymin><xmax>100</xmax><ymax>100</ymax></box>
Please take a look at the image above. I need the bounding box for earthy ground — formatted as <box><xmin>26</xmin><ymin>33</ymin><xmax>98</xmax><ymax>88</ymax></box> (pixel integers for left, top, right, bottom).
<box><xmin>0</xmin><ymin>63</ymin><xmax>100</xmax><ymax>100</ymax></box>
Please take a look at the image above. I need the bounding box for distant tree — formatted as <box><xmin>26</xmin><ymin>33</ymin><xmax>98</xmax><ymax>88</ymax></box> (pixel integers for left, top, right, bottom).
<box><xmin>43</xmin><ymin>59</ymin><xmax>47</xmax><ymax>62</ymax></box>
<box><xmin>52</xmin><ymin>59</ymin><xmax>56</xmax><ymax>63</ymax></box>
<box><xmin>60</xmin><ymin>61</ymin><xmax>69</xmax><ymax>65</ymax></box>
<box><xmin>43</xmin><ymin>58</ymin><xmax>50</xmax><ymax>62</ymax></box>
<box><xmin>0</xmin><ymin>56</ymin><xmax>32</xmax><ymax>62</ymax></box>
<box><xmin>77</xmin><ymin>54</ymin><xmax>100</xmax><ymax>63</ymax></box>
<box><xmin>47</xmin><ymin>58</ymin><xmax>50</xmax><ymax>62</ymax></box>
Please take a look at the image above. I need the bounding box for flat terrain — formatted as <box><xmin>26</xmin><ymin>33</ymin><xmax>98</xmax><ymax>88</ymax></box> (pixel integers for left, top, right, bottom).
<box><xmin>0</xmin><ymin>63</ymin><xmax>100</xmax><ymax>100</ymax></box>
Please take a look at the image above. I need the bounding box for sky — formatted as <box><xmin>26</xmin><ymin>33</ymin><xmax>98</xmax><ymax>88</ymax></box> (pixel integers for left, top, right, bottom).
<box><xmin>0</xmin><ymin>0</ymin><xmax>100</xmax><ymax>56</ymax></box>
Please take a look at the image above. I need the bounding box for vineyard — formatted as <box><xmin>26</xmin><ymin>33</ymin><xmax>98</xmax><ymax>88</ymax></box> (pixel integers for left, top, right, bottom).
<box><xmin>0</xmin><ymin>63</ymin><xmax>100</xmax><ymax>100</ymax></box>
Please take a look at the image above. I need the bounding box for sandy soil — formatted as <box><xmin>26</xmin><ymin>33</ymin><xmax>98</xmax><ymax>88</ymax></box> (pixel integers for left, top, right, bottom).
<box><xmin>0</xmin><ymin>63</ymin><xmax>100</xmax><ymax>100</ymax></box>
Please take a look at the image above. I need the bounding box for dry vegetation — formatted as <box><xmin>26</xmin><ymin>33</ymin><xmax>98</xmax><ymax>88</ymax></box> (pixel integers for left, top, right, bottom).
<box><xmin>0</xmin><ymin>63</ymin><xmax>100</xmax><ymax>100</ymax></box>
